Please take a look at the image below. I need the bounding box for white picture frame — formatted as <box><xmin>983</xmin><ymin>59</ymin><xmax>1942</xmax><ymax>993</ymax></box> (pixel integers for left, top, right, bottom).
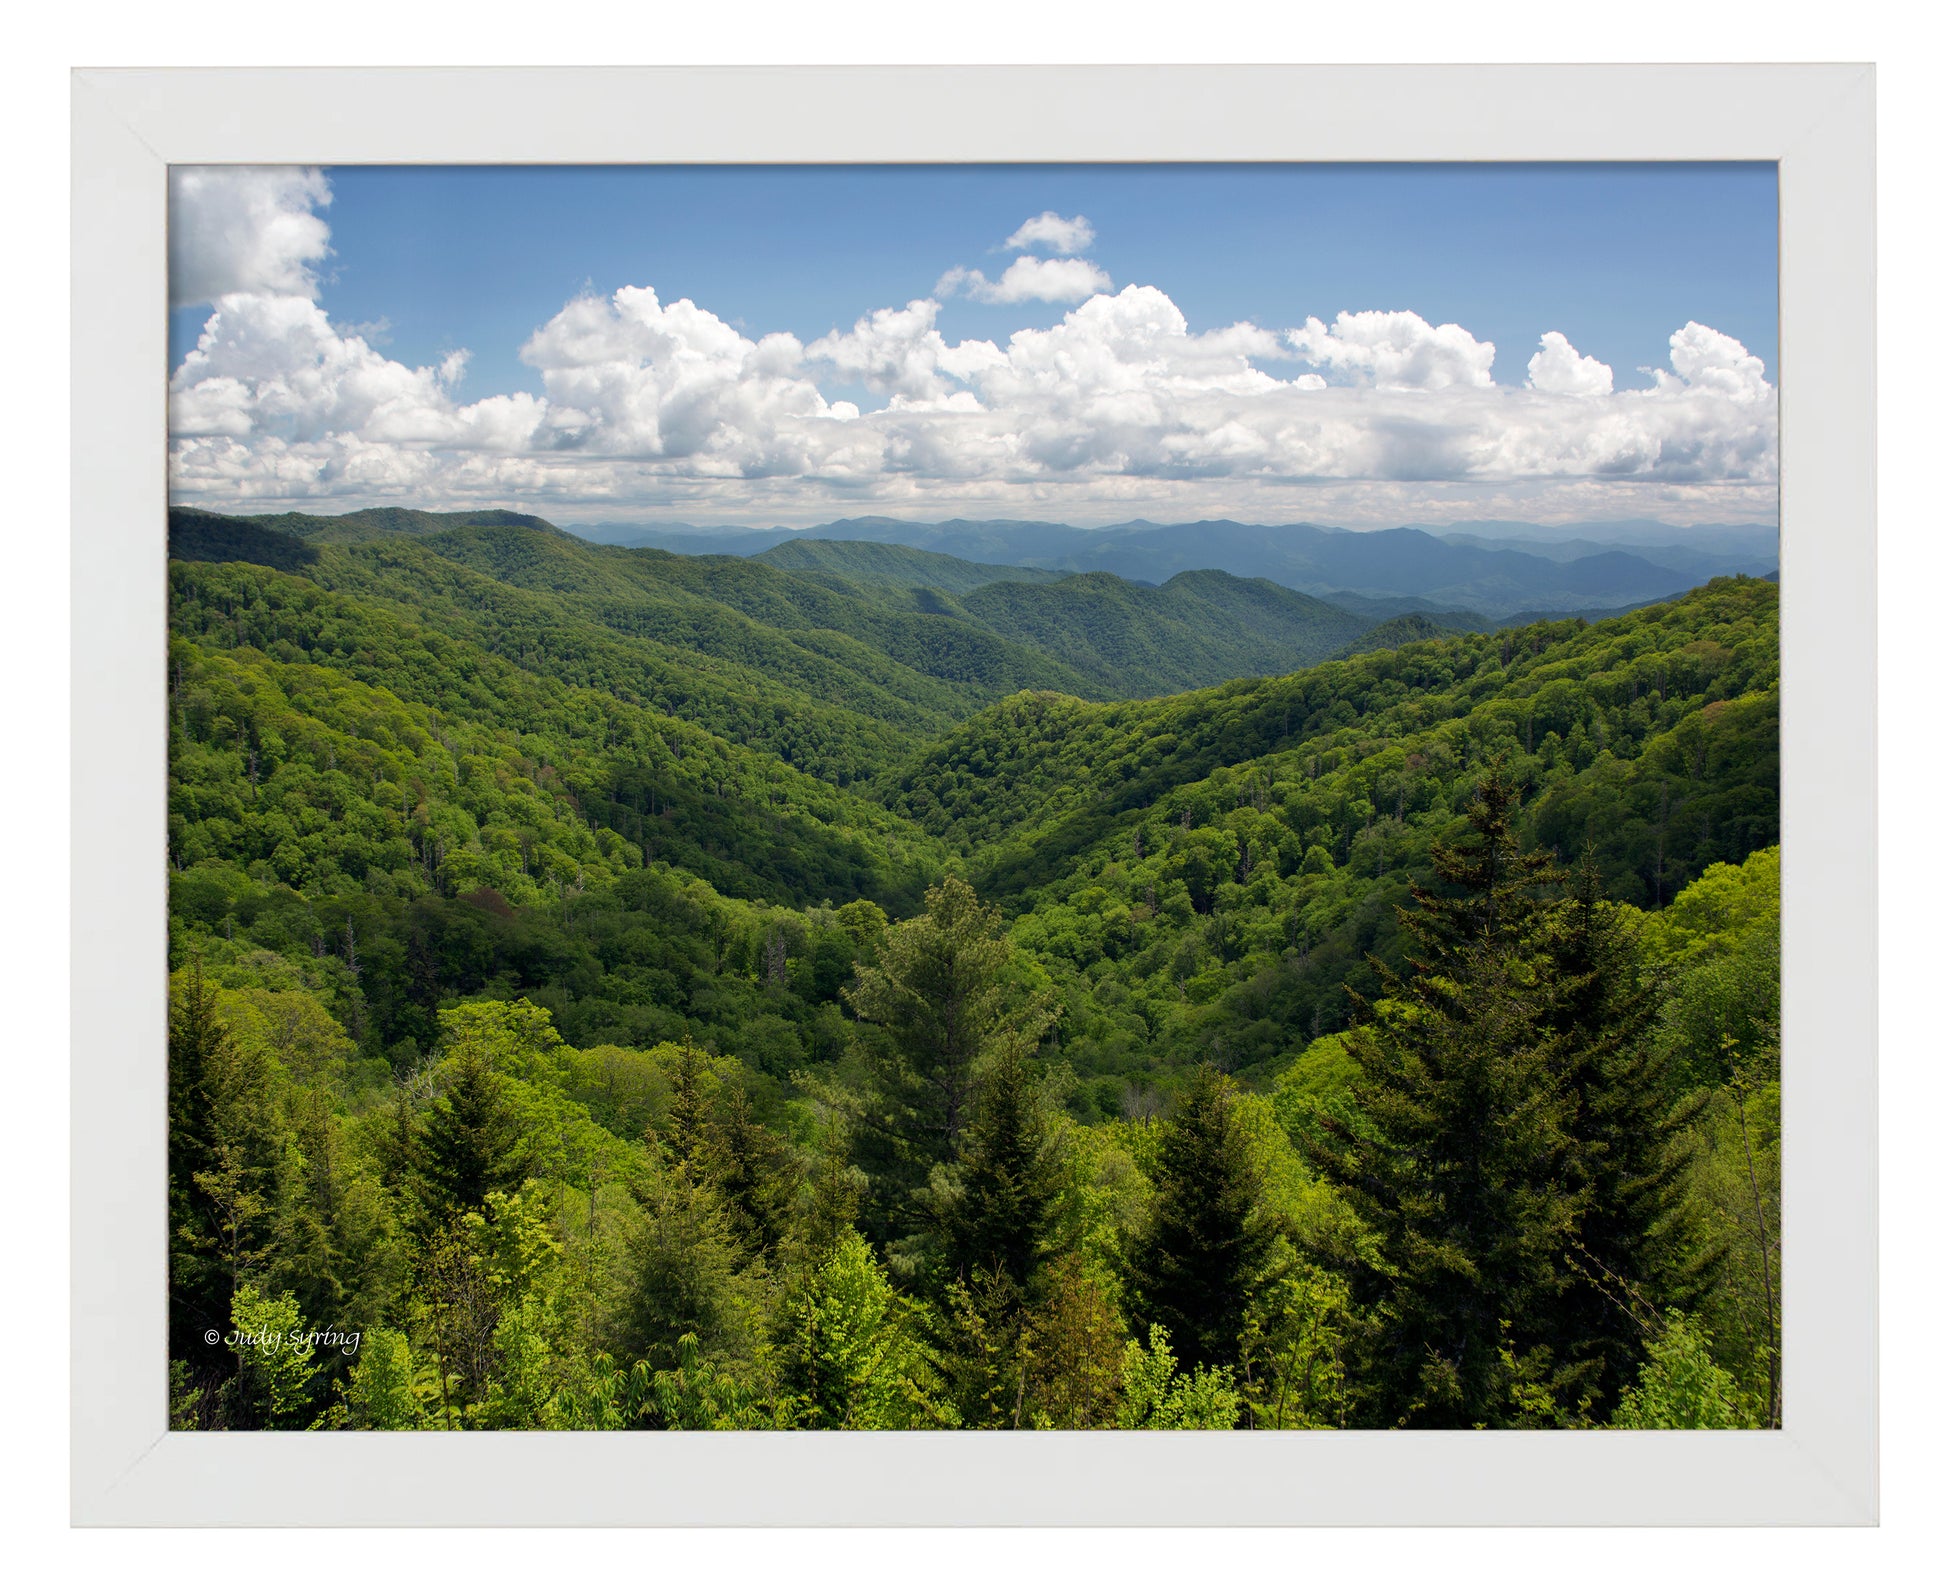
<box><xmin>71</xmin><ymin>62</ymin><xmax>1876</xmax><ymax>1527</ymax></box>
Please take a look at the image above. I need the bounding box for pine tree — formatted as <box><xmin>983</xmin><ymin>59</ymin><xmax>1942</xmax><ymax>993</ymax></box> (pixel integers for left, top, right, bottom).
<box><xmin>661</xmin><ymin>1037</ymin><xmax>713</xmax><ymax>1177</ymax></box>
<box><xmin>1542</xmin><ymin>848</ymin><xmax>1721</xmax><ymax>1414</ymax></box>
<box><xmin>411</xmin><ymin>1045</ymin><xmax>533</xmax><ymax>1235</ymax></box>
<box><xmin>653</xmin><ymin>1041</ymin><xmax>800</xmax><ymax>1262</ymax></box>
<box><xmin>169</xmin><ymin>966</ymin><xmax>285</xmax><ymax>1377</ymax></box>
<box><xmin>1304</xmin><ymin>767</ymin><xmax>1584</xmax><ymax>1427</ymax></box>
<box><xmin>842</xmin><ymin>877</ymin><xmax>1053</xmax><ymax>1241</ymax></box>
<box><xmin>933</xmin><ymin>1048</ymin><xmax>1059</xmax><ymax>1298</ymax></box>
<box><xmin>1129</xmin><ymin>1064</ymin><xmax>1274</xmax><ymax>1371</ymax></box>
<box><xmin>169</xmin><ymin>964</ymin><xmax>233</xmax><ymax>1369</ymax></box>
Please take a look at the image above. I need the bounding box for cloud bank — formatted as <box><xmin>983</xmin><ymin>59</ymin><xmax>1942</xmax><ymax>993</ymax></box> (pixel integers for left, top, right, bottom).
<box><xmin>168</xmin><ymin>179</ymin><xmax>1780</xmax><ymax>525</ymax></box>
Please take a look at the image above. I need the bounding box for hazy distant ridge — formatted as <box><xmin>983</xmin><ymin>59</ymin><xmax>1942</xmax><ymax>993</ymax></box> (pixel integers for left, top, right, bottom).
<box><xmin>565</xmin><ymin>514</ymin><xmax>1776</xmax><ymax>619</ymax></box>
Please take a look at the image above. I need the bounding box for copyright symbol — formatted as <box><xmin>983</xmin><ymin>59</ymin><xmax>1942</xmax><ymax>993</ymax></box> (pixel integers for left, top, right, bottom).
<box><xmin>203</xmin><ymin>1329</ymin><xmax>221</xmax><ymax>1346</ymax></box>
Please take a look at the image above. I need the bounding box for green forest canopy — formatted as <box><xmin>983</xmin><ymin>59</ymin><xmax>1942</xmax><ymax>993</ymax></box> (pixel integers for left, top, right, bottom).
<box><xmin>167</xmin><ymin>506</ymin><xmax>1781</xmax><ymax>1433</ymax></box>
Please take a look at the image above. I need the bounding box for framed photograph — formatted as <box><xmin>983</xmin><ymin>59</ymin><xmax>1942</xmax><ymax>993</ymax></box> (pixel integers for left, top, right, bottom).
<box><xmin>71</xmin><ymin>63</ymin><xmax>1875</xmax><ymax>1525</ymax></box>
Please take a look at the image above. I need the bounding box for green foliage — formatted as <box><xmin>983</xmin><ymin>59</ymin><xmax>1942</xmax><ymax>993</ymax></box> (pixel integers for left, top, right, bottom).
<box><xmin>1128</xmin><ymin>1065</ymin><xmax>1276</xmax><ymax>1371</ymax></box>
<box><xmin>753</xmin><ymin>537</ymin><xmax>1066</xmax><ymax>597</ymax></box>
<box><xmin>1236</xmin><ymin>1263</ymin><xmax>1356</xmax><ymax>1429</ymax></box>
<box><xmin>1020</xmin><ymin>1254</ymin><xmax>1127</xmax><ymax>1429</ymax></box>
<box><xmin>931</xmin><ymin>1048</ymin><xmax>1062</xmax><ymax>1296</ymax></box>
<box><xmin>1115</xmin><ymin>1326</ymin><xmax>1241</xmax><ymax>1430</ymax></box>
<box><xmin>1540</xmin><ymin>857</ymin><xmax>1719</xmax><ymax>1410</ymax></box>
<box><xmin>410</xmin><ymin>1014</ymin><xmax>539</xmax><ymax>1232</ymax></box>
<box><xmin>228</xmin><ymin>1283</ymin><xmax>319</xmax><ymax>1429</ymax></box>
<box><xmin>1302</xmin><ymin>771</ymin><xmax>1599</xmax><ymax>1427</ymax></box>
<box><xmin>953</xmin><ymin>567</ymin><xmax>1372</xmax><ymax>697</ymax></box>
<box><xmin>840</xmin><ymin>877</ymin><xmax>1054</xmax><ymax>1238</ymax></box>
<box><xmin>1646</xmin><ymin>847</ymin><xmax>1781</xmax><ymax>1093</ymax></box>
<box><xmin>165</xmin><ymin>513</ymin><xmax>1778</xmax><ymax>1433</ymax></box>
<box><xmin>1611</xmin><ymin>1312</ymin><xmax>1751</xmax><ymax>1429</ymax></box>
<box><xmin>776</xmin><ymin>1230</ymin><xmax>945</xmax><ymax>1429</ymax></box>
<box><xmin>648</xmin><ymin>1333</ymin><xmax>773</xmax><ymax>1430</ymax></box>
<box><xmin>336</xmin><ymin>1326</ymin><xmax>423</xmax><ymax>1430</ymax></box>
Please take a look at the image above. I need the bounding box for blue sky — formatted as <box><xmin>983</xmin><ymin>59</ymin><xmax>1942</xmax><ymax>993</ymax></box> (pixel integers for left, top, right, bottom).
<box><xmin>167</xmin><ymin>163</ymin><xmax>1780</xmax><ymax>528</ymax></box>
<box><xmin>172</xmin><ymin>163</ymin><xmax>1777</xmax><ymax>397</ymax></box>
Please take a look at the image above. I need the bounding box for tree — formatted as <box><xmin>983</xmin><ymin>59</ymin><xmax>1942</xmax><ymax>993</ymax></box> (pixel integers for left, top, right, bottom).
<box><xmin>416</xmin><ymin>1225</ymin><xmax>501</xmax><ymax>1429</ymax></box>
<box><xmin>658</xmin><ymin>1046</ymin><xmax>800</xmax><ymax>1262</ymax></box>
<box><xmin>843</xmin><ymin>877</ymin><xmax>1052</xmax><ymax>1240</ymax></box>
<box><xmin>1020</xmin><ymin>1254</ymin><xmax>1125</xmax><ymax>1429</ymax></box>
<box><xmin>169</xmin><ymin>967</ymin><xmax>229</xmax><ymax>1361</ymax></box>
<box><xmin>169</xmin><ymin>966</ymin><xmax>285</xmax><ymax>1376</ymax></box>
<box><xmin>932</xmin><ymin>1048</ymin><xmax>1060</xmax><ymax>1298</ymax></box>
<box><xmin>1303</xmin><ymin>767</ymin><xmax>1586</xmax><ymax>1427</ymax></box>
<box><xmin>226</xmin><ymin>1283</ymin><xmax>319</xmax><ymax>1430</ymax></box>
<box><xmin>776</xmin><ymin>1229</ymin><xmax>942</xmax><ymax>1430</ymax></box>
<box><xmin>613</xmin><ymin>1162</ymin><xmax>761</xmax><ymax>1378</ymax></box>
<box><xmin>1115</xmin><ymin>1326</ymin><xmax>1240</xmax><ymax>1430</ymax></box>
<box><xmin>1236</xmin><ymin>1263</ymin><xmax>1354</xmax><ymax>1430</ymax></box>
<box><xmin>335</xmin><ymin>1327</ymin><xmax>424</xmax><ymax>1430</ymax></box>
<box><xmin>1541</xmin><ymin>849</ymin><xmax>1719</xmax><ymax>1413</ymax></box>
<box><xmin>1611</xmin><ymin>1312</ymin><xmax>1749</xmax><ymax>1429</ymax></box>
<box><xmin>1128</xmin><ymin>1064</ymin><xmax>1275</xmax><ymax>1371</ymax></box>
<box><xmin>410</xmin><ymin>1043</ymin><xmax>533</xmax><ymax>1235</ymax></box>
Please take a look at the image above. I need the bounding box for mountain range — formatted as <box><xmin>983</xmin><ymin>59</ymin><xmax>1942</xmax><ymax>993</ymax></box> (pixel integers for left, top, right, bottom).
<box><xmin>564</xmin><ymin>514</ymin><xmax>1777</xmax><ymax>620</ymax></box>
<box><xmin>166</xmin><ymin>508</ymin><xmax>1435</xmax><ymax>708</ymax></box>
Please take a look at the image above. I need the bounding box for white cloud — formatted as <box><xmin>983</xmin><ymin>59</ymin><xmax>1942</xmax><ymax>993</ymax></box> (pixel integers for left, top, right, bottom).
<box><xmin>166</xmin><ymin>172</ymin><xmax>1777</xmax><ymax>525</ymax></box>
<box><xmin>1527</xmin><ymin>331</ymin><xmax>1614</xmax><ymax>396</ymax></box>
<box><xmin>937</xmin><ymin>256</ymin><xmax>1114</xmax><ymax>305</ymax></box>
<box><xmin>805</xmin><ymin>299</ymin><xmax>1003</xmax><ymax>403</ymax></box>
<box><xmin>1288</xmin><ymin>310</ymin><xmax>1497</xmax><ymax>390</ymax></box>
<box><xmin>517</xmin><ymin>285</ymin><xmax>848</xmax><ymax>472</ymax></box>
<box><xmin>1003</xmin><ymin>211</ymin><xmax>1096</xmax><ymax>253</ymax></box>
<box><xmin>169</xmin><ymin>168</ymin><xmax>333</xmax><ymax>309</ymax></box>
<box><xmin>1658</xmin><ymin>320</ymin><xmax>1772</xmax><ymax>402</ymax></box>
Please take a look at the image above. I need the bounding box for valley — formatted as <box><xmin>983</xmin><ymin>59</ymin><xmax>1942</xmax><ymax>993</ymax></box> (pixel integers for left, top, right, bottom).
<box><xmin>166</xmin><ymin>504</ymin><xmax>1782</xmax><ymax>1434</ymax></box>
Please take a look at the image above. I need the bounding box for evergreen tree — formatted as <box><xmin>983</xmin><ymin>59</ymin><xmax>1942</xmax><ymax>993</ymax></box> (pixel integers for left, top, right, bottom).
<box><xmin>614</xmin><ymin>1162</ymin><xmax>760</xmax><ymax>1378</ymax></box>
<box><xmin>933</xmin><ymin>1048</ymin><xmax>1060</xmax><ymax>1297</ymax></box>
<box><xmin>652</xmin><ymin>1041</ymin><xmax>800</xmax><ymax>1262</ymax></box>
<box><xmin>1543</xmin><ymin>849</ymin><xmax>1720</xmax><ymax>1413</ymax></box>
<box><xmin>843</xmin><ymin>877</ymin><xmax>1052</xmax><ymax>1240</ymax></box>
<box><xmin>1128</xmin><ymin>1064</ymin><xmax>1274</xmax><ymax>1371</ymax></box>
<box><xmin>660</xmin><ymin>1037</ymin><xmax>714</xmax><ymax>1177</ymax></box>
<box><xmin>169</xmin><ymin>966</ymin><xmax>285</xmax><ymax>1378</ymax></box>
<box><xmin>411</xmin><ymin>1045</ymin><xmax>533</xmax><ymax>1235</ymax></box>
<box><xmin>1304</xmin><ymin>768</ymin><xmax>1585</xmax><ymax>1427</ymax></box>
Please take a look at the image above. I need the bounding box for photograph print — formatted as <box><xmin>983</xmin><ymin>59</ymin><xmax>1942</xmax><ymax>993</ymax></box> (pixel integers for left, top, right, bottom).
<box><xmin>164</xmin><ymin>161</ymin><xmax>1782</xmax><ymax>1433</ymax></box>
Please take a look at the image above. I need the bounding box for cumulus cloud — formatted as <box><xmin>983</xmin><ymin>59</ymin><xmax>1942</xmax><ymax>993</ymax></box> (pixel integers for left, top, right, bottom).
<box><xmin>167</xmin><ymin>170</ymin><xmax>1777</xmax><ymax>524</ymax></box>
<box><xmin>1003</xmin><ymin>211</ymin><xmax>1096</xmax><ymax>253</ymax></box>
<box><xmin>1527</xmin><ymin>331</ymin><xmax>1614</xmax><ymax>396</ymax></box>
<box><xmin>1288</xmin><ymin>310</ymin><xmax>1497</xmax><ymax>390</ymax></box>
<box><xmin>806</xmin><ymin>299</ymin><xmax>1003</xmax><ymax>403</ymax></box>
<box><xmin>937</xmin><ymin>256</ymin><xmax>1115</xmax><ymax>305</ymax></box>
<box><xmin>1657</xmin><ymin>320</ymin><xmax>1772</xmax><ymax>401</ymax></box>
<box><xmin>169</xmin><ymin>167</ymin><xmax>333</xmax><ymax>308</ymax></box>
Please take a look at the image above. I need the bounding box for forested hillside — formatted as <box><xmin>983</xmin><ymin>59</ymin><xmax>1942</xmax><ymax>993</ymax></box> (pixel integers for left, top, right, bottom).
<box><xmin>167</xmin><ymin>506</ymin><xmax>1781</xmax><ymax>1435</ymax></box>
<box><xmin>752</xmin><ymin>538</ymin><xmax>1067</xmax><ymax>596</ymax></box>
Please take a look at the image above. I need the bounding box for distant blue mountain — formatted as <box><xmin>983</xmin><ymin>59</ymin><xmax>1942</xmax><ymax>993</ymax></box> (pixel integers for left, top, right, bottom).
<box><xmin>564</xmin><ymin>514</ymin><xmax>1775</xmax><ymax>619</ymax></box>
